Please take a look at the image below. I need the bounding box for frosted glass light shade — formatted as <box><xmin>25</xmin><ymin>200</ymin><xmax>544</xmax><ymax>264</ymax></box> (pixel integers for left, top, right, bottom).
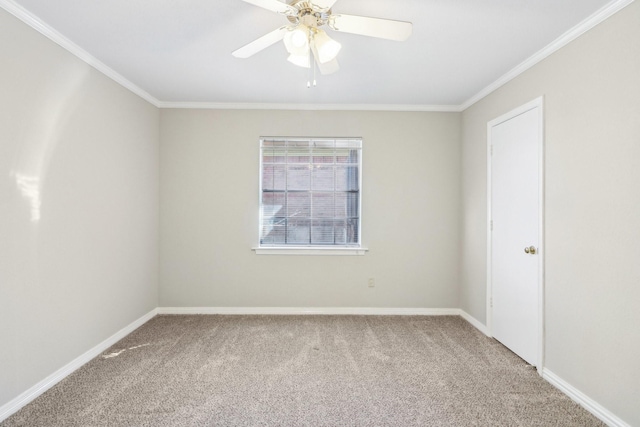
<box><xmin>284</xmin><ymin>25</ymin><xmax>310</xmax><ymax>56</ymax></box>
<box><xmin>288</xmin><ymin>52</ymin><xmax>310</xmax><ymax>68</ymax></box>
<box><xmin>314</xmin><ymin>30</ymin><xmax>341</xmax><ymax>64</ymax></box>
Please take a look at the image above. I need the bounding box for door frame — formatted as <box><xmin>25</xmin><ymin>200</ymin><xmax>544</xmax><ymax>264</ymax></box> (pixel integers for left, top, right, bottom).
<box><xmin>486</xmin><ymin>96</ymin><xmax>545</xmax><ymax>373</ymax></box>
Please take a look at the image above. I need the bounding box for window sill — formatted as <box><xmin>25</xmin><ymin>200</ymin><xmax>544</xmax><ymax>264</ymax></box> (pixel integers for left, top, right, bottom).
<box><xmin>253</xmin><ymin>247</ymin><xmax>368</xmax><ymax>256</ymax></box>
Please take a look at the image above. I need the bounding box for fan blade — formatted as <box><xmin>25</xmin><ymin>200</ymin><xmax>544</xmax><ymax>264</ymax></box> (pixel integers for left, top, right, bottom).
<box><xmin>313</xmin><ymin>0</ymin><xmax>339</xmax><ymax>9</ymax></box>
<box><xmin>240</xmin><ymin>0</ymin><xmax>297</xmax><ymax>15</ymax></box>
<box><xmin>330</xmin><ymin>14</ymin><xmax>412</xmax><ymax>41</ymax></box>
<box><xmin>311</xmin><ymin>44</ymin><xmax>339</xmax><ymax>75</ymax></box>
<box><xmin>232</xmin><ymin>26</ymin><xmax>288</xmax><ymax>58</ymax></box>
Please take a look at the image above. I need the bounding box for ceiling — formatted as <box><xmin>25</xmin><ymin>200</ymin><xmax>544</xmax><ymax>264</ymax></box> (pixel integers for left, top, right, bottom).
<box><xmin>4</xmin><ymin>0</ymin><xmax>619</xmax><ymax>107</ymax></box>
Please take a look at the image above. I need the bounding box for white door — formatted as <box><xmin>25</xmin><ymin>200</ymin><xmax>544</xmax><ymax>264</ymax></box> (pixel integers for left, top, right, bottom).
<box><xmin>489</xmin><ymin>99</ymin><xmax>543</xmax><ymax>367</ymax></box>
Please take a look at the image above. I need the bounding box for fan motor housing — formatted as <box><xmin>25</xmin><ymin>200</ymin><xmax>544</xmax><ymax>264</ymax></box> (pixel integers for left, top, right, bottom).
<box><xmin>287</xmin><ymin>1</ymin><xmax>331</xmax><ymax>28</ymax></box>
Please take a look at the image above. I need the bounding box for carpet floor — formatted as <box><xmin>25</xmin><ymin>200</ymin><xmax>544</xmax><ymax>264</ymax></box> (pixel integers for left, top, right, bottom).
<box><xmin>2</xmin><ymin>315</ymin><xmax>604</xmax><ymax>426</ymax></box>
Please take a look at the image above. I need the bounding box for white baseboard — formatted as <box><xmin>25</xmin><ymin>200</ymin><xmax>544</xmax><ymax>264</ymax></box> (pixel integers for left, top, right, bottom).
<box><xmin>542</xmin><ymin>369</ymin><xmax>631</xmax><ymax>427</ymax></box>
<box><xmin>459</xmin><ymin>310</ymin><xmax>490</xmax><ymax>336</ymax></box>
<box><xmin>0</xmin><ymin>308</ymin><xmax>158</xmax><ymax>423</ymax></box>
<box><xmin>457</xmin><ymin>314</ymin><xmax>629</xmax><ymax>426</ymax></box>
<box><xmin>157</xmin><ymin>306</ymin><xmax>460</xmax><ymax>316</ymax></box>
<box><xmin>157</xmin><ymin>307</ymin><xmax>492</xmax><ymax>336</ymax></box>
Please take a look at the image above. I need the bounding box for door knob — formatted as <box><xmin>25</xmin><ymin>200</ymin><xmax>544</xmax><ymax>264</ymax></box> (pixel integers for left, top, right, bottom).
<box><xmin>524</xmin><ymin>246</ymin><xmax>536</xmax><ymax>254</ymax></box>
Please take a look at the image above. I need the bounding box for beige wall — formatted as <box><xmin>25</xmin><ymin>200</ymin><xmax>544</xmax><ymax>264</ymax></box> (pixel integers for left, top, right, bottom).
<box><xmin>460</xmin><ymin>2</ymin><xmax>640</xmax><ymax>425</ymax></box>
<box><xmin>0</xmin><ymin>10</ymin><xmax>159</xmax><ymax>408</ymax></box>
<box><xmin>3</xmin><ymin>0</ymin><xmax>638</xmax><ymax>424</ymax></box>
<box><xmin>160</xmin><ymin>109</ymin><xmax>461</xmax><ymax>309</ymax></box>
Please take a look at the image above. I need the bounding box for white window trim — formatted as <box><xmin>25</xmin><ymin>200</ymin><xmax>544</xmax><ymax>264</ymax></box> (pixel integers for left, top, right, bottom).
<box><xmin>253</xmin><ymin>246</ymin><xmax>368</xmax><ymax>256</ymax></box>
<box><xmin>257</xmin><ymin>137</ymin><xmax>364</xmax><ymax>254</ymax></box>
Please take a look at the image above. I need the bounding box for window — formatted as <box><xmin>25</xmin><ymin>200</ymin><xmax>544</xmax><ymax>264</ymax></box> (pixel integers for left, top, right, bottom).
<box><xmin>259</xmin><ymin>137</ymin><xmax>363</xmax><ymax>252</ymax></box>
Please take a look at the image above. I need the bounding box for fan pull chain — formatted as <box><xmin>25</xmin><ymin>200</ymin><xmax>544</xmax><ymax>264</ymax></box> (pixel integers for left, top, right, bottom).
<box><xmin>313</xmin><ymin>56</ymin><xmax>317</xmax><ymax>87</ymax></box>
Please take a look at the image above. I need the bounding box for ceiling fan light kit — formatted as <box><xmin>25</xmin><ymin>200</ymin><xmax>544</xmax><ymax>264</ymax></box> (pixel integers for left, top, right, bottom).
<box><xmin>232</xmin><ymin>0</ymin><xmax>412</xmax><ymax>81</ymax></box>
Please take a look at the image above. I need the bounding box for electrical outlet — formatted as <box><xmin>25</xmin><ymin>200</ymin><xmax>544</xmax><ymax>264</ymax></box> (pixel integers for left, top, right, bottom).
<box><xmin>368</xmin><ymin>278</ymin><xmax>375</xmax><ymax>288</ymax></box>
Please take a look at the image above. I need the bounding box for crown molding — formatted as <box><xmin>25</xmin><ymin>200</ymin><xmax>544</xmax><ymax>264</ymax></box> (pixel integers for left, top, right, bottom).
<box><xmin>2</xmin><ymin>0</ymin><xmax>633</xmax><ymax>113</ymax></box>
<box><xmin>156</xmin><ymin>101</ymin><xmax>462</xmax><ymax>112</ymax></box>
<box><xmin>0</xmin><ymin>0</ymin><xmax>160</xmax><ymax>107</ymax></box>
<box><xmin>459</xmin><ymin>0</ymin><xmax>635</xmax><ymax>111</ymax></box>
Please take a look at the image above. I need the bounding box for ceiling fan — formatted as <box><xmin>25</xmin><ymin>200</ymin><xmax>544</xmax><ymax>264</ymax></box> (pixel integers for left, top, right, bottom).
<box><xmin>232</xmin><ymin>0</ymin><xmax>413</xmax><ymax>76</ymax></box>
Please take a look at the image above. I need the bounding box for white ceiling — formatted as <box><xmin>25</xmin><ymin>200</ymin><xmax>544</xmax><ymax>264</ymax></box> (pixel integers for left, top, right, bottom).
<box><xmin>5</xmin><ymin>0</ymin><xmax>619</xmax><ymax>107</ymax></box>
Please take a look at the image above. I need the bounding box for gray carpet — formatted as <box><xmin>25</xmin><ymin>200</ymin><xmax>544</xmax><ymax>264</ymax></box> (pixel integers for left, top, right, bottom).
<box><xmin>2</xmin><ymin>315</ymin><xmax>604</xmax><ymax>426</ymax></box>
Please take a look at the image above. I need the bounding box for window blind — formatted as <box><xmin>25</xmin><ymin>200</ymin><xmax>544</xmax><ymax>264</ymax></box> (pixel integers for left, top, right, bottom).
<box><xmin>260</xmin><ymin>138</ymin><xmax>362</xmax><ymax>247</ymax></box>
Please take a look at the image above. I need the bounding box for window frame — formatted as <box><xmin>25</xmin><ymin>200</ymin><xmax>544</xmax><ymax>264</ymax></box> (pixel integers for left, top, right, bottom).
<box><xmin>254</xmin><ymin>137</ymin><xmax>367</xmax><ymax>256</ymax></box>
